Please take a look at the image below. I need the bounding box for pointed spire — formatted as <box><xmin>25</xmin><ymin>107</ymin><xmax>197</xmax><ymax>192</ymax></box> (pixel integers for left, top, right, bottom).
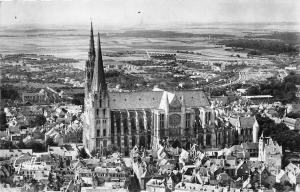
<box><xmin>89</xmin><ymin>22</ymin><xmax>95</xmax><ymax>62</ymax></box>
<box><xmin>181</xmin><ymin>94</ymin><xmax>185</xmax><ymax>107</ymax></box>
<box><xmin>260</xmin><ymin>132</ymin><xmax>264</xmax><ymax>138</ymax></box>
<box><xmin>164</xmin><ymin>92</ymin><xmax>169</xmax><ymax>114</ymax></box>
<box><xmin>91</xmin><ymin>32</ymin><xmax>107</xmax><ymax>92</ymax></box>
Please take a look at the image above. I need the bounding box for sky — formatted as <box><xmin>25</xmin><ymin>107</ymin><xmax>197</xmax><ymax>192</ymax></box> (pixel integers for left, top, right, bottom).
<box><xmin>0</xmin><ymin>0</ymin><xmax>299</xmax><ymax>27</ymax></box>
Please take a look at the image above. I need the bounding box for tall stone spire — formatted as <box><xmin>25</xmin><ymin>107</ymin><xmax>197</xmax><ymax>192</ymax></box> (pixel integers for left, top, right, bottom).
<box><xmin>164</xmin><ymin>92</ymin><xmax>169</xmax><ymax>114</ymax></box>
<box><xmin>85</xmin><ymin>22</ymin><xmax>96</xmax><ymax>93</ymax></box>
<box><xmin>181</xmin><ymin>94</ymin><xmax>185</xmax><ymax>107</ymax></box>
<box><xmin>91</xmin><ymin>32</ymin><xmax>107</xmax><ymax>92</ymax></box>
<box><xmin>89</xmin><ymin>22</ymin><xmax>96</xmax><ymax>62</ymax></box>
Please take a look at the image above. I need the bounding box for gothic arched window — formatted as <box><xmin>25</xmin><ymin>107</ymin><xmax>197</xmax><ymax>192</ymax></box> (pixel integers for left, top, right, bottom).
<box><xmin>206</xmin><ymin>134</ymin><xmax>211</xmax><ymax>146</ymax></box>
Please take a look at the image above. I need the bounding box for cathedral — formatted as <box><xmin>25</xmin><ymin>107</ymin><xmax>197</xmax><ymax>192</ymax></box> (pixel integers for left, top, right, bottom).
<box><xmin>83</xmin><ymin>24</ymin><xmax>256</xmax><ymax>156</ymax></box>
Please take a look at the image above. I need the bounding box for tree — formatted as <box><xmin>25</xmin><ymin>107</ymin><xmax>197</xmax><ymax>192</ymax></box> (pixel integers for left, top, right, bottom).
<box><xmin>27</xmin><ymin>141</ymin><xmax>45</xmax><ymax>152</ymax></box>
<box><xmin>0</xmin><ymin>140</ymin><xmax>13</xmax><ymax>149</ymax></box>
<box><xmin>47</xmin><ymin>172</ymin><xmax>55</xmax><ymax>190</ymax></box>
<box><xmin>0</xmin><ymin>87</ymin><xmax>19</xmax><ymax>100</ymax></box>
<box><xmin>107</xmin><ymin>144</ymin><xmax>119</xmax><ymax>153</ymax></box>
<box><xmin>28</xmin><ymin>114</ymin><xmax>47</xmax><ymax>127</ymax></box>
<box><xmin>247</xmin><ymin>86</ymin><xmax>260</xmax><ymax>95</ymax></box>
<box><xmin>77</xmin><ymin>147</ymin><xmax>89</xmax><ymax>159</ymax></box>
<box><xmin>45</xmin><ymin>137</ymin><xmax>57</xmax><ymax>147</ymax></box>
<box><xmin>256</xmin><ymin>114</ymin><xmax>300</xmax><ymax>152</ymax></box>
<box><xmin>16</xmin><ymin>140</ymin><xmax>26</xmax><ymax>149</ymax></box>
<box><xmin>273</xmin><ymin>183</ymin><xmax>284</xmax><ymax>191</ymax></box>
<box><xmin>71</xmin><ymin>115</ymin><xmax>77</xmax><ymax>122</ymax></box>
<box><xmin>59</xmin><ymin>157</ymin><xmax>64</xmax><ymax>168</ymax></box>
<box><xmin>172</xmin><ymin>140</ymin><xmax>182</xmax><ymax>148</ymax></box>
<box><xmin>71</xmin><ymin>98</ymin><xmax>83</xmax><ymax>105</ymax></box>
<box><xmin>286</xmin><ymin>112</ymin><xmax>300</xmax><ymax>119</ymax></box>
<box><xmin>275</xmin><ymin>107</ymin><xmax>286</xmax><ymax>118</ymax></box>
<box><xmin>90</xmin><ymin>149</ymin><xmax>98</xmax><ymax>157</ymax></box>
<box><xmin>71</xmin><ymin>93</ymin><xmax>84</xmax><ymax>105</ymax></box>
<box><xmin>0</xmin><ymin>112</ymin><xmax>8</xmax><ymax>131</ymax></box>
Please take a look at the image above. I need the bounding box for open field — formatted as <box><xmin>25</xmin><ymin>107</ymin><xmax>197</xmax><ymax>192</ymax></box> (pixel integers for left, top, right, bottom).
<box><xmin>1</xmin><ymin>23</ymin><xmax>299</xmax><ymax>89</ymax></box>
<box><xmin>1</xmin><ymin>23</ymin><xmax>298</xmax><ymax>61</ymax></box>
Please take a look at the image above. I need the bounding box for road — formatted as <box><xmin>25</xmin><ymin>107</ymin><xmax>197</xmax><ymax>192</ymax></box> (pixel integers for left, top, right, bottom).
<box><xmin>210</xmin><ymin>67</ymin><xmax>251</xmax><ymax>88</ymax></box>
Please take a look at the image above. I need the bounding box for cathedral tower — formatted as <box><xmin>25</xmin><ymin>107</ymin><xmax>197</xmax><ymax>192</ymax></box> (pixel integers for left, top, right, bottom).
<box><xmin>83</xmin><ymin>31</ymin><xmax>111</xmax><ymax>153</ymax></box>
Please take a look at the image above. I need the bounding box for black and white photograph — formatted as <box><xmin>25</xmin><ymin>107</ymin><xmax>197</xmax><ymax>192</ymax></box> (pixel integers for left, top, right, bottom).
<box><xmin>0</xmin><ymin>0</ymin><xmax>300</xmax><ymax>191</ymax></box>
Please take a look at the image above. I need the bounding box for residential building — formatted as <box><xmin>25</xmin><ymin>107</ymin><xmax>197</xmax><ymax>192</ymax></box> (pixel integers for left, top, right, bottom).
<box><xmin>282</xmin><ymin>117</ymin><xmax>300</xmax><ymax>131</ymax></box>
<box><xmin>285</xmin><ymin>163</ymin><xmax>300</xmax><ymax>185</ymax></box>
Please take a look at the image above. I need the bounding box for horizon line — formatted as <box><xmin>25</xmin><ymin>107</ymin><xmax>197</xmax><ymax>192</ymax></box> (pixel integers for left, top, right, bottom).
<box><xmin>1</xmin><ymin>21</ymin><xmax>299</xmax><ymax>27</ymax></box>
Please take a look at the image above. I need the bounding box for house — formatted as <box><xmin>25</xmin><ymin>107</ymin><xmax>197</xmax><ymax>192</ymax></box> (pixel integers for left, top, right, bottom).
<box><xmin>225</xmin><ymin>145</ymin><xmax>250</xmax><ymax>159</ymax></box>
<box><xmin>75</xmin><ymin>168</ymin><xmax>93</xmax><ymax>185</ymax></box>
<box><xmin>276</xmin><ymin>170</ymin><xmax>290</xmax><ymax>184</ymax></box>
<box><xmin>235</xmin><ymin>161</ymin><xmax>250</xmax><ymax>180</ymax></box>
<box><xmin>210</xmin><ymin>96</ymin><xmax>229</xmax><ymax>106</ymax></box>
<box><xmin>282</xmin><ymin>117</ymin><xmax>300</xmax><ymax>131</ymax></box>
<box><xmin>16</xmin><ymin>161</ymin><xmax>51</xmax><ymax>181</ymax></box>
<box><xmin>242</xmin><ymin>95</ymin><xmax>273</xmax><ymax>104</ymax></box>
<box><xmin>228</xmin><ymin>116</ymin><xmax>259</xmax><ymax>143</ymax></box>
<box><xmin>216</xmin><ymin>171</ymin><xmax>232</xmax><ymax>187</ymax></box>
<box><xmin>260</xmin><ymin>168</ymin><xmax>276</xmax><ymax>188</ymax></box>
<box><xmin>224</xmin><ymin>159</ymin><xmax>237</xmax><ymax>178</ymax></box>
<box><xmin>258</xmin><ymin>136</ymin><xmax>282</xmax><ymax>175</ymax></box>
<box><xmin>48</xmin><ymin>144</ymin><xmax>79</xmax><ymax>160</ymax></box>
<box><xmin>210</xmin><ymin>162</ymin><xmax>223</xmax><ymax>177</ymax></box>
<box><xmin>0</xmin><ymin>149</ymin><xmax>32</xmax><ymax>159</ymax></box>
<box><xmin>146</xmin><ymin>178</ymin><xmax>165</xmax><ymax>192</ymax></box>
<box><xmin>80</xmin><ymin>183</ymin><xmax>128</xmax><ymax>192</ymax></box>
<box><xmin>94</xmin><ymin>166</ymin><xmax>127</xmax><ymax>182</ymax></box>
<box><xmin>140</xmin><ymin>170</ymin><xmax>163</xmax><ymax>190</ymax></box>
<box><xmin>173</xmin><ymin>182</ymin><xmax>231</xmax><ymax>192</ymax></box>
<box><xmin>287</xmin><ymin>104</ymin><xmax>300</xmax><ymax>114</ymax></box>
<box><xmin>167</xmin><ymin>171</ymin><xmax>182</xmax><ymax>192</ymax></box>
<box><xmin>241</xmin><ymin>142</ymin><xmax>258</xmax><ymax>158</ymax></box>
<box><xmin>181</xmin><ymin>165</ymin><xmax>196</xmax><ymax>182</ymax></box>
<box><xmin>285</xmin><ymin>163</ymin><xmax>300</xmax><ymax>185</ymax></box>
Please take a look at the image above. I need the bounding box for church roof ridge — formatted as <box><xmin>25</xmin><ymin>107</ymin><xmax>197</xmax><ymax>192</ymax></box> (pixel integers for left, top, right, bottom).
<box><xmin>109</xmin><ymin>90</ymin><xmax>210</xmax><ymax>110</ymax></box>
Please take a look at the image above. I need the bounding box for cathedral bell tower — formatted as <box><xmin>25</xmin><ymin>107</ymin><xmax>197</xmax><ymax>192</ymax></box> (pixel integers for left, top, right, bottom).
<box><xmin>83</xmin><ymin>29</ymin><xmax>111</xmax><ymax>153</ymax></box>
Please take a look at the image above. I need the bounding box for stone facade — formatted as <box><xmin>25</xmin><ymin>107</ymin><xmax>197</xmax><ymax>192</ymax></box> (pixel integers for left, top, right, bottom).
<box><xmin>258</xmin><ymin>136</ymin><xmax>282</xmax><ymax>175</ymax></box>
<box><xmin>83</xmin><ymin>24</ymin><xmax>251</xmax><ymax>155</ymax></box>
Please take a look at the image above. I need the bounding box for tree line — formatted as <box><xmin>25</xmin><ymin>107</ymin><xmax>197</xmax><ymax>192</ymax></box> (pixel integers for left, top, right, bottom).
<box><xmin>219</xmin><ymin>39</ymin><xmax>298</xmax><ymax>54</ymax></box>
<box><xmin>247</xmin><ymin>73</ymin><xmax>299</xmax><ymax>103</ymax></box>
<box><xmin>256</xmin><ymin>114</ymin><xmax>300</xmax><ymax>153</ymax></box>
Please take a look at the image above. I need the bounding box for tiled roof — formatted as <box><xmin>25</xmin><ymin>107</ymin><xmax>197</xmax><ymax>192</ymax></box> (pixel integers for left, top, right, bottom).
<box><xmin>109</xmin><ymin>90</ymin><xmax>210</xmax><ymax>110</ymax></box>
<box><xmin>177</xmin><ymin>90</ymin><xmax>210</xmax><ymax>108</ymax></box>
<box><xmin>283</xmin><ymin>117</ymin><xmax>297</xmax><ymax>125</ymax></box>
<box><xmin>109</xmin><ymin>91</ymin><xmax>162</xmax><ymax>109</ymax></box>
<box><xmin>241</xmin><ymin>142</ymin><xmax>258</xmax><ymax>150</ymax></box>
<box><xmin>229</xmin><ymin>117</ymin><xmax>239</xmax><ymax>127</ymax></box>
<box><xmin>239</xmin><ymin>117</ymin><xmax>255</xmax><ymax>128</ymax></box>
<box><xmin>229</xmin><ymin>116</ymin><xmax>255</xmax><ymax>128</ymax></box>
